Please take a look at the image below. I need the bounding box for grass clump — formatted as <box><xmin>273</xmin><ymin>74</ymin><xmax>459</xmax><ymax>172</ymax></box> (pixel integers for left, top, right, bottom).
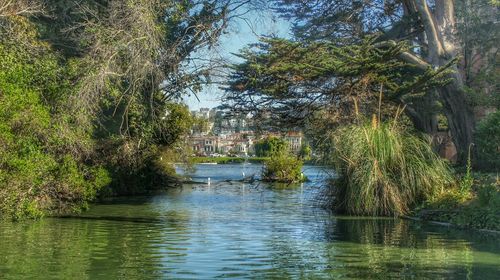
<box><xmin>330</xmin><ymin>115</ymin><xmax>454</xmax><ymax>216</ymax></box>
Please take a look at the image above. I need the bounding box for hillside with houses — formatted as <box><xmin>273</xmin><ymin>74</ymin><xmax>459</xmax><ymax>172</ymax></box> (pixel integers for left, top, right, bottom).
<box><xmin>189</xmin><ymin>108</ymin><xmax>303</xmax><ymax>157</ymax></box>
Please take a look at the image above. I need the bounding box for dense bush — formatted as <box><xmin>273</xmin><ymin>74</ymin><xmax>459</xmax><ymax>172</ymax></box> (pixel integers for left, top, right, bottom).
<box><xmin>262</xmin><ymin>152</ymin><xmax>305</xmax><ymax>183</ymax></box>
<box><xmin>329</xmin><ymin>117</ymin><xmax>454</xmax><ymax>216</ymax></box>
<box><xmin>0</xmin><ymin>19</ymin><xmax>196</xmax><ymax>218</ymax></box>
<box><xmin>475</xmin><ymin>111</ymin><xmax>500</xmax><ymax>170</ymax></box>
<box><xmin>97</xmin><ymin>102</ymin><xmax>194</xmax><ymax>196</ymax></box>
<box><xmin>254</xmin><ymin>137</ymin><xmax>288</xmax><ymax>157</ymax></box>
<box><xmin>0</xmin><ymin>29</ymin><xmax>110</xmax><ymax>219</ymax></box>
<box><xmin>420</xmin><ymin>178</ymin><xmax>500</xmax><ymax>231</ymax></box>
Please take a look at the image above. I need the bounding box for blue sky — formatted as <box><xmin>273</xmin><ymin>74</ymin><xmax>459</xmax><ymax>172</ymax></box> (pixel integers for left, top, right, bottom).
<box><xmin>183</xmin><ymin>9</ymin><xmax>291</xmax><ymax>110</ymax></box>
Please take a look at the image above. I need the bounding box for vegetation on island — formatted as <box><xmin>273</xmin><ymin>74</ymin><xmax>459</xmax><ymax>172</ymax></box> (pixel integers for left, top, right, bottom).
<box><xmin>262</xmin><ymin>153</ymin><xmax>305</xmax><ymax>183</ymax></box>
<box><xmin>260</xmin><ymin>139</ymin><xmax>305</xmax><ymax>183</ymax></box>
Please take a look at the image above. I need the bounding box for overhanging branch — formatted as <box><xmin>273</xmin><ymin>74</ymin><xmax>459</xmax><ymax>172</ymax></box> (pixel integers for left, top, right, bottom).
<box><xmin>373</xmin><ymin>40</ymin><xmax>430</xmax><ymax>70</ymax></box>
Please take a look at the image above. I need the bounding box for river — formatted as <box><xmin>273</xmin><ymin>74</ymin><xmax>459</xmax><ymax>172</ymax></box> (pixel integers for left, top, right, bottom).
<box><xmin>1</xmin><ymin>164</ymin><xmax>499</xmax><ymax>279</ymax></box>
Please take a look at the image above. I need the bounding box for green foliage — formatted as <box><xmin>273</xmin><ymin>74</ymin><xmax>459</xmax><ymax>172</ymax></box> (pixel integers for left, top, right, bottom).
<box><xmin>254</xmin><ymin>137</ymin><xmax>288</xmax><ymax>157</ymax></box>
<box><xmin>457</xmin><ymin>0</ymin><xmax>500</xmax><ymax>108</ymax></box>
<box><xmin>477</xmin><ymin>179</ymin><xmax>500</xmax><ymax>208</ymax></box>
<box><xmin>459</xmin><ymin>148</ymin><xmax>475</xmax><ymax>193</ymax></box>
<box><xmin>156</xmin><ymin>103</ymin><xmax>195</xmax><ymax>146</ymax></box>
<box><xmin>475</xmin><ymin>111</ymin><xmax>500</xmax><ymax>170</ymax></box>
<box><xmin>261</xmin><ymin>141</ymin><xmax>305</xmax><ymax>183</ymax></box>
<box><xmin>224</xmin><ymin>37</ymin><xmax>453</xmax><ymax>128</ymax></box>
<box><xmin>96</xmin><ymin>102</ymin><xmax>194</xmax><ymax>196</ymax></box>
<box><xmin>0</xmin><ymin>32</ymin><xmax>109</xmax><ymax>219</ymax></box>
<box><xmin>0</xmin><ymin>0</ymin><xmax>234</xmax><ymax>219</ymax></box>
<box><xmin>299</xmin><ymin>143</ymin><xmax>312</xmax><ymax>160</ymax></box>
<box><xmin>330</xmin><ymin>117</ymin><xmax>455</xmax><ymax>216</ymax></box>
<box><xmin>420</xmin><ymin>176</ymin><xmax>500</xmax><ymax>231</ymax></box>
<box><xmin>191</xmin><ymin>116</ymin><xmax>210</xmax><ymax>135</ymax></box>
<box><xmin>425</xmin><ymin>188</ymin><xmax>472</xmax><ymax>210</ymax></box>
<box><xmin>262</xmin><ymin>153</ymin><xmax>305</xmax><ymax>183</ymax></box>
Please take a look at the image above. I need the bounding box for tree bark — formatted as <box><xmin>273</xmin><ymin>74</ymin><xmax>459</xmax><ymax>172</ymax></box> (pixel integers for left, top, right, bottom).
<box><xmin>411</xmin><ymin>0</ymin><xmax>476</xmax><ymax>162</ymax></box>
<box><xmin>405</xmin><ymin>95</ymin><xmax>439</xmax><ymax>135</ymax></box>
<box><xmin>438</xmin><ymin>69</ymin><xmax>475</xmax><ymax>161</ymax></box>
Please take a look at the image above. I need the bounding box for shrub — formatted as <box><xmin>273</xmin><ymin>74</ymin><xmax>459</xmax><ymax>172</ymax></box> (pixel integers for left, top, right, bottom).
<box><xmin>476</xmin><ymin>179</ymin><xmax>500</xmax><ymax>209</ymax></box>
<box><xmin>425</xmin><ymin>188</ymin><xmax>472</xmax><ymax>210</ymax></box>
<box><xmin>330</xmin><ymin>116</ymin><xmax>454</xmax><ymax>216</ymax></box>
<box><xmin>0</xmin><ymin>85</ymin><xmax>110</xmax><ymax>219</ymax></box>
<box><xmin>475</xmin><ymin>111</ymin><xmax>500</xmax><ymax>170</ymax></box>
<box><xmin>418</xmin><ymin>174</ymin><xmax>500</xmax><ymax>231</ymax></box>
<box><xmin>262</xmin><ymin>153</ymin><xmax>305</xmax><ymax>183</ymax></box>
<box><xmin>254</xmin><ymin>137</ymin><xmax>288</xmax><ymax>157</ymax></box>
<box><xmin>0</xmin><ymin>26</ymin><xmax>110</xmax><ymax>220</ymax></box>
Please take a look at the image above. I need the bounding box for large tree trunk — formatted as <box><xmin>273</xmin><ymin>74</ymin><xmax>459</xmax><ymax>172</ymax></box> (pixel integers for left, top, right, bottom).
<box><xmin>405</xmin><ymin>93</ymin><xmax>439</xmax><ymax>135</ymax></box>
<box><xmin>413</xmin><ymin>0</ymin><xmax>476</xmax><ymax>162</ymax></box>
<box><xmin>438</xmin><ymin>70</ymin><xmax>475</xmax><ymax>161</ymax></box>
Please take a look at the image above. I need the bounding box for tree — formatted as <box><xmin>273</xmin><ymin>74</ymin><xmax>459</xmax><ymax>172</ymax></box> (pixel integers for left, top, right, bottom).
<box><xmin>268</xmin><ymin>0</ymin><xmax>499</xmax><ymax>161</ymax></box>
<box><xmin>192</xmin><ymin>116</ymin><xmax>211</xmax><ymax>135</ymax></box>
<box><xmin>224</xmin><ymin>37</ymin><xmax>452</xmax><ymax>130</ymax></box>
<box><xmin>0</xmin><ymin>0</ymin><xmax>43</xmax><ymax>19</ymax></box>
<box><xmin>254</xmin><ymin>136</ymin><xmax>288</xmax><ymax>157</ymax></box>
<box><xmin>299</xmin><ymin>143</ymin><xmax>312</xmax><ymax>161</ymax></box>
<box><xmin>456</xmin><ymin>0</ymin><xmax>500</xmax><ymax>109</ymax></box>
<box><xmin>0</xmin><ymin>19</ymin><xmax>110</xmax><ymax>219</ymax></box>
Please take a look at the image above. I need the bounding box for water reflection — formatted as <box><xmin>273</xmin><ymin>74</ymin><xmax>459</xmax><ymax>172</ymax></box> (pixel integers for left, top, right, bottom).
<box><xmin>0</xmin><ymin>164</ymin><xmax>499</xmax><ymax>279</ymax></box>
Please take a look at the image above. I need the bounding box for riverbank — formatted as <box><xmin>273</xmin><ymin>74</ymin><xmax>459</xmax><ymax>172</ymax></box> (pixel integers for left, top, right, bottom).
<box><xmin>190</xmin><ymin>156</ymin><xmax>269</xmax><ymax>164</ymax></box>
<box><xmin>414</xmin><ymin>173</ymin><xmax>500</xmax><ymax>231</ymax></box>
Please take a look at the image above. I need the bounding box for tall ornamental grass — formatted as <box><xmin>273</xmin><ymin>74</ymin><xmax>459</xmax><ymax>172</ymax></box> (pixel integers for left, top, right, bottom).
<box><xmin>331</xmin><ymin>116</ymin><xmax>454</xmax><ymax>216</ymax></box>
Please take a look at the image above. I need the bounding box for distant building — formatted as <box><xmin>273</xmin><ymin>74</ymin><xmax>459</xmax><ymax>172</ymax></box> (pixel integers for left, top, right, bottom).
<box><xmin>190</xmin><ymin>136</ymin><xmax>218</xmax><ymax>155</ymax></box>
<box><xmin>188</xmin><ymin>108</ymin><xmax>305</xmax><ymax>156</ymax></box>
<box><xmin>283</xmin><ymin>131</ymin><xmax>303</xmax><ymax>153</ymax></box>
<box><xmin>199</xmin><ymin>108</ymin><xmax>210</xmax><ymax>119</ymax></box>
<box><xmin>189</xmin><ymin>131</ymin><xmax>256</xmax><ymax>156</ymax></box>
<box><xmin>191</xmin><ymin>108</ymin><xmax>211</xmax><ymax>119</ymax></box>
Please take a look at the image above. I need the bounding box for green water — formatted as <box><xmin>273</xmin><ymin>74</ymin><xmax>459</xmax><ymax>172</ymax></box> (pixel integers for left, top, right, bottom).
<box><xmin>1</xmin><ymin>164</ymin><xmax>499</xmax><ymax>279</ymax></box>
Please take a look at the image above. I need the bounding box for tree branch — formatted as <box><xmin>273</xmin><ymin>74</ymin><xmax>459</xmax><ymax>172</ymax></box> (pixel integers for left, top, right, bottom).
<box><xmin>373</xmin><ymin>40</ymin><xmax>431</xmax><ymax>70</ymax></box>
<box><xmin>434</xmin><ymin>0</ymin><xmax>457</xmax><ymax>55</ymax></box>
<box><xmin>414</xmin><ymin>0</ymin><xmax>445</xmax><ymax>61</ymax></box>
